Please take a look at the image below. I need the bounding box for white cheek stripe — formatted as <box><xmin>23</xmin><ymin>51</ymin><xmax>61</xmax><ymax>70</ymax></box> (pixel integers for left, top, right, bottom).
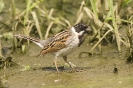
<box><xmin>79</xmin><ymin>31</ymin><xmax>84</xmax><ymax>36</ymax></box>
<box><xmin>71</xmin><ymin>27</ymin><xmax>78</xmax><ymax>36</ymax></box>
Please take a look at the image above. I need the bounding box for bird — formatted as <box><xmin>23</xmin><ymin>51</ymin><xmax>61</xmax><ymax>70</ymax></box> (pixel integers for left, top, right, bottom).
<box><xmin>14</xmin><ymin>23</ymin><xmax>92</xmax><ymax>73</ymax></box>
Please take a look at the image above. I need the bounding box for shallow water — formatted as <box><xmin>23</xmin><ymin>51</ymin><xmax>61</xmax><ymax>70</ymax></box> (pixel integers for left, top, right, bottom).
<box><xmin>0</xmin><ymin>43</ymin><xmax>133</xmax><ymax>88</ymax></box>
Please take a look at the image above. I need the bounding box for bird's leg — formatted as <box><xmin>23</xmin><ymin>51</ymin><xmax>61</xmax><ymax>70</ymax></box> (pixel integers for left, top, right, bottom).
<box><xmin>63</xmin><ymin>56</ymin><xmax>71</xmax><ymax>68</ymax></box>
<box><xmin>63</xmin><ymin>56</ymin><xmax>73</xmax><ymax>68</ymax></box>
<box><xmin>63</xmin><ymin>56</ymin><xmax>83</xmax><ymax>72</ymax></box>
<box><xmin>54</xmin><ymin>57</ymin><xmax>59</xmax><ymax>73</ymax></box>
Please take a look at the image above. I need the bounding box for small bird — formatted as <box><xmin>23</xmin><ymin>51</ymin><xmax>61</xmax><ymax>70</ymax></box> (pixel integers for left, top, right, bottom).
<box><xmin>14</xmin><ymin>23</ymin><xmax>92</xmax><ymax>72</ymax></box>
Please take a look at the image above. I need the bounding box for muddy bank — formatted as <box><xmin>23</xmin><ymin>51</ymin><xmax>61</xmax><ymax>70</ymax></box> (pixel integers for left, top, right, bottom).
<box><xmin>0</xmin><ymin>43</ymin><xmax>133</xmax><ymax>88</ymax></box>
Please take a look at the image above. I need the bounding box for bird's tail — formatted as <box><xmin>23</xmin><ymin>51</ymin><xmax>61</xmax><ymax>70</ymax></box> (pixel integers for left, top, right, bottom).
<box><xmin>14</xmin><ymin>34</ymin><xmax>45</xmax><ymax>49</ymax></box>
<box><xmin>14</xmin><ymin>34</ymin><xmax>40</xmax><ymax>43</ymax></box>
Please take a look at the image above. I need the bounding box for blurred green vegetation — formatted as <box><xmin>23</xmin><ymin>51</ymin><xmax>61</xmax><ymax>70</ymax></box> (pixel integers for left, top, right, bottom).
<box><xmin>0</xmin><ymin>0</ymin><xmax>133</xmax><ymax>63</ymax></box>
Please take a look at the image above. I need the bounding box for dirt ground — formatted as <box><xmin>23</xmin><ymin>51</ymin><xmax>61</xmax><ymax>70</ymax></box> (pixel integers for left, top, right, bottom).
<box><xmin>1</xmin><ymin>42</ymin><xmax>133</xmax><ymax>88</ymax></box>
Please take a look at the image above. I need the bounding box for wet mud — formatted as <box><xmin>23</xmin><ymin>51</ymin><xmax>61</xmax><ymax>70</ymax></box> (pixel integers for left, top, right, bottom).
<box><xmin>0</xmin><ymin>43</ymin><xmax>133</xmax><ymax>88</ymax></box>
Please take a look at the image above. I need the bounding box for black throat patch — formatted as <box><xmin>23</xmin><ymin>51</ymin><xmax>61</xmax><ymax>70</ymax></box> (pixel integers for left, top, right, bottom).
<box><xmin>78</xmin><ymin>34</ymin><xmax>85</xmax><ymax>47</ymax></box>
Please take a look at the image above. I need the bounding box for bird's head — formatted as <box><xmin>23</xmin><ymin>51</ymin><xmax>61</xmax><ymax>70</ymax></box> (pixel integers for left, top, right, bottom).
<box><xmin>73</xmin><ymin>23</ymin><xmax>92</xmax><ymax>36</ymax></box>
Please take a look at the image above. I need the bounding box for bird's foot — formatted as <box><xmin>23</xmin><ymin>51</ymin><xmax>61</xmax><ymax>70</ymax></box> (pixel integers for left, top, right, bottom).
<box><xmin>68</xmin><ymin>67</ymin><xmax>84</xmax><ymax>73</ymax></box>
<box><xmin>67</xmin><ymin>62</ymin><xmax>76</xmax><ymax>68</ymax></box>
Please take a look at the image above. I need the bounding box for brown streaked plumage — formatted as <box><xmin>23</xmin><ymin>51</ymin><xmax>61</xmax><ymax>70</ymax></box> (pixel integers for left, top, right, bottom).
<box><xmin>14</xmin><ymin>23</ymin><xmax>92</xmax><ymax>73</ymax></box>
<box><xmin>37</xmin><ymin>30</ymin><xmax>71</xmax><ymax>56</ymax></box>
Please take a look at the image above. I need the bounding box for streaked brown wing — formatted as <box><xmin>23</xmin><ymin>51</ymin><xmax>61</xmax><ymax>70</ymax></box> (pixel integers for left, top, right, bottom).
<box><xmin>39</xmin><ymin>41</ymin><xmax>66</xmax><ymax>55</ymax></box>
<box><xmin>37</xmin><ymin>30</ymin><xmax>71</xmax><ymax>56</ymax></box>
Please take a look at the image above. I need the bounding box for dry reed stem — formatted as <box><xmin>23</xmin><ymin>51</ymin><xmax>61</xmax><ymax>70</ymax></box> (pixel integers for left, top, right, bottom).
<box><xmin>31</xmin><ymin>11</ymin><xmax>43</xmax><ymax>39</ymax></box>
<box><xmin>45</xmin><ymin>21</ymin><xmax>53</xmax><ymax>39</ymax></box>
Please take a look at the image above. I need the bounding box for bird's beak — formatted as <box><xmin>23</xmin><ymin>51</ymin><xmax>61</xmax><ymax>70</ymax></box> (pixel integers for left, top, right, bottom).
<box><xmin>86</xmin><ymin>26</ymin><xmax>92</xmax><ymax>34</ymax></box>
